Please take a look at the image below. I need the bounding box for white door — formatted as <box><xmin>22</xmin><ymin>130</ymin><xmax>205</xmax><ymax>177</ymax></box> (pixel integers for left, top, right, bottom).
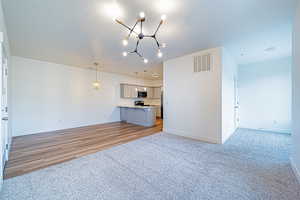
<box><xmin>234</xmin><ymin>76</ymin><xmax>240</xmax><ymax>128</ymax></box>
<box><xmin>1</xmin><ymin>50</ymin><xmax>8</xmax><ymax>162</ymax></box>
<box><xmin>0</xmin><ymin>33</ymin><xmax>4</xmax><ymax>181</ymax></box>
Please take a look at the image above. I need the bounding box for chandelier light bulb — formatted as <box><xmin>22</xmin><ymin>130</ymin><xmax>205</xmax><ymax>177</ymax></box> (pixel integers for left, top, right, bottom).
<box><xmin>139</xmin><ymin>12</ymin><xmax>145</xmax><ymax>19</ymax></box>
<box><xmin>162</xmin><ymin>43</ymin><xmax>167</xmax><ymax>48</ymax></box>
<box><xmin>122</xmin><ymin>52</ymin><xmax>127</xmax><ymax>57</ymax></box>
<box><xmin>122</xmin><ymin>39</ymin><xmax>128</xmax><ymax>46</ymax></box>
<box><xmin>161</xmin><ymin>14</ymin><xmax>167</xmax><ymax>21</ymax></box>
<box><xmin>157</xmin><ymin>50</ymin><xmax>163</xmax><ymax>58</ymax></box>
<box><xmin>93</xmin><ymin>81</ymin><xmax>100</xmax><ymax>90</ymax></box>
<box><xmin>143</xmin><ymin>58</ymin><xmax>148</xmax><ymax>64</ymax></box>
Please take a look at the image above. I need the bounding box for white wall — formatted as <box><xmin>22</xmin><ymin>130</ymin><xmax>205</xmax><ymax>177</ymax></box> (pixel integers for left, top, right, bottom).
<box><xmin>164</xmin><ymin>47</ymin><xmax>225</xmax><ymax>144</ymax></box>
<box><xmin>11</xmin><ymin>56</ymin><xmax>158</xmax><ymax>137</ymax></box>
<box><xmin>222</xmin><ymin>49</ymin><xmax>238</xmax><ymax>142</ymax></box>
<box><xmin>238</xmin><ymin>57</ymin><xmax>292</xmax><ymax>133</ymax></box>
<box><xmin>291</xmin><ymin>2</ymin><xmax>300</xmax><ymax>183</ymax></box>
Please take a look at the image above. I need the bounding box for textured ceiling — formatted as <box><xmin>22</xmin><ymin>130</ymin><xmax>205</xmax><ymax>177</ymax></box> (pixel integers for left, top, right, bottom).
<box><xmin>2</xmin><ymin>0</ymin><xmax>297</xmax><ymax>79</ymax></box>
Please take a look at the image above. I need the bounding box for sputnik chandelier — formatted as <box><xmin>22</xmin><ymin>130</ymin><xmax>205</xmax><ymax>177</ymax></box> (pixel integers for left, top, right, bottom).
<box><xmin>115</xmin><ymin>12</ymin><xmax>167</xmax><ymax>63</ymax></box>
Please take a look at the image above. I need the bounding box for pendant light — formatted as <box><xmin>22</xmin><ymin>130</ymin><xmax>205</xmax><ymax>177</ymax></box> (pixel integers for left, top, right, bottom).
<box><xmin>92</xmin><ymin>62</ymin><xmax>100</xmax><ymax>90</ymax></box>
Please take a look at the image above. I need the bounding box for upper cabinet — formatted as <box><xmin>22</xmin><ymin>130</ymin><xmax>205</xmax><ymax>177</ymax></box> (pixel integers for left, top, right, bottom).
<box><xmin>153</xmin><ymin>87</ymin><xmax>161</xmax><ymax>99</ymax></box>
<box><xmin>147</xmin><ymin>87</ymin><xmax>154</xmax><ymax>98</ymax></box>
<box><xmin>131</xmin><ymin>85</ymin><xmax>138</xmax><ymax>98</ymax></box>
<box><xmin>121</xmin><ymin>84</ymin><xmax>132</xmax><ymax>98</ymax></box>
<box><xmin>120</xmin><ymin>84</ymin><xmax>161</xmax><ymax>99</ymax></box>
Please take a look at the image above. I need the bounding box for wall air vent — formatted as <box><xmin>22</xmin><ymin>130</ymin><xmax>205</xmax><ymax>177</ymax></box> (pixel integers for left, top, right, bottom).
<box><xmin>193</xmin><ymin>54</ymin><xmax>211</xmax><ymax>72</ymax></box>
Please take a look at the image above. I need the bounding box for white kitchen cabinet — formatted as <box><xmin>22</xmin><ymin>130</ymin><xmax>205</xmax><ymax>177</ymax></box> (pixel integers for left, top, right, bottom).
<box><xmin>141</xmin><ymin>86</ymin><xmax>147</xmax><ymax>91</ymax></box>
<box><xmin>121</xmin><ymin>84</ymin><xmax>161</xmax><ymax>99</ymax></box>
<box><xmin>121</xmin><ymin>84</ymin><xmax>137</xmax><ymax>98</ymax></box>
<box><xmin>153</xmin><ymin>87</ymin><xmax>161</xmax><ymax>99</ymax></box>
<box><xmin>131</xmin><ymin>85</ymin><xmax>138</xmax><ymax>98</ymax></box>
<box><xmin>121</xmin><ymin>84</ymin><xmax>131</xmax><ymax>98</ymax></box>
<box><xmin>147</xmin><ymin>87</ymin><xmax>154</xmax><ymax>98</ymax></box>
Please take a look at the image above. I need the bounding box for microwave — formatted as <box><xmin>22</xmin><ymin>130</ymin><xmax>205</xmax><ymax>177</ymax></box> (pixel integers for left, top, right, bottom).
<box><xmin>138</xmin><ymin>91</ymin><xmax>147</xmax><ymax>98</ymax></box>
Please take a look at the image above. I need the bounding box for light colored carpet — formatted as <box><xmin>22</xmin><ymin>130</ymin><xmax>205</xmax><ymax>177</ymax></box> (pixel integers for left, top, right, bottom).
<box><xmin>1</xmin><ymin>128</ymin><xmax>300</xmax><ymax>200</ymax></box>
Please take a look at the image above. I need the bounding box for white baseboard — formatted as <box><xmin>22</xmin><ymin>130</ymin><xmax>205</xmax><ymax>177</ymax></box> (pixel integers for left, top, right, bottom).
<box><xmin>13</xmin><ymin>120</ymin><xmax>122</xmax><ymax>137</ymax></box>
<box><xmin>0</xmin><ymin>177</ymin><xmax>2</xmax><ymax>193</ymax></box>
<box><xmin>163</xmin><ymin>127</ymin><xmax>220</xmax><ymax>144</ymax></box>
<box><xmin>290</xmin><ymin>157</ymin><xmax>300</xmax><ymax>184</ymax></box>
<box><xmin>238</xmin><ymin>127</ymin><xmax>291</xmax><ymax>135</ymax></box>
<box><xmin>222</xmin><ymin>127</ymin><xmax>238</xmax><ymax>144</ymax></box>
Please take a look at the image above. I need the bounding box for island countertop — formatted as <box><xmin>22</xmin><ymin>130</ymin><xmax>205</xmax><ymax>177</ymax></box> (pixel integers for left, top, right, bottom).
<box><xmin>118</xmin><ymin>105</ymin><xmax>157</xmax><ymax>109</ymax></box>
<box><xmin>118</xmin><ymin>105</ymin><xmax>157</xmax><ymax>127</ymax></box>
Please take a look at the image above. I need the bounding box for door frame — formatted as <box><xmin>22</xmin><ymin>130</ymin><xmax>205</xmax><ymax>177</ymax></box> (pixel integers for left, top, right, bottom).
<box><xmin>0</xmin><ymin>32</ymin><xmax>9</xmax><ymax>183</ymax></box>
<box><xmin>2</xmin><ymin>46</ymin><xmax>8</xmax><ymax>162</ymax></box>
<box><xmin>0</xmin><ymin>32</ymin><xmax>3</xmax><ymax>183</ymax></box>
<box><xmin>234</xmin><ymin>76</ymin><xmax>240</xmax><ymax>129</ymax></box>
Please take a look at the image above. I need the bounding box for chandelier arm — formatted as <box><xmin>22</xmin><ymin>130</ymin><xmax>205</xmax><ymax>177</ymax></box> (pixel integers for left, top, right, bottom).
<box><xmin>134</xmin><ymin>39</ymin><xmax>140</xmax><ymax>51</ymax></box>
<box><xmin>135</xmin><ymin>51</ymin><xmax>143</xmax><ymax>58</ymax></box>
<box><xmin>143</xmin><ymin>35</ymin><xmax>154</xmax><ymax>38</ymax></box>
<box><xmin>153</xmin><ymin>21</ymin><xmax>163</xmax><ymax>36</ymax></box>
<box><xmin>154</xmin><ymin>37</ymin><xmax>160</xmax><ymax>48</ymax></box>
<box><xmin>143</xmin><ymin>35</ymin><xmax>160</xmax><ymax>48</ymax></box>
<box><xmin>128</xmin><ymin>40</ymin><xmax>143</xmax><ymax>57</ymax></box>
<box><xmin>128</xmin><ymin>20</ymin><xmax>139</xmax><ymax>37</ymax></box>
<box><xmin>115</xmin><ymin>19</ymin><xmax>139</xmax><ymax>35</ymax></box>
<box><xmin>133</xmin><ymin>39</ymin><xmax>142</xmax><ymax>58</ymax></box>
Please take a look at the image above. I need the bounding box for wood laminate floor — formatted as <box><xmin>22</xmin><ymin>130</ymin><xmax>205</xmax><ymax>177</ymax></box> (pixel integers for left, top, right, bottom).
<box><xmin>4</xmin><ymin>120</ymin><xmax>163</xmax><ymax>179</ymax></box>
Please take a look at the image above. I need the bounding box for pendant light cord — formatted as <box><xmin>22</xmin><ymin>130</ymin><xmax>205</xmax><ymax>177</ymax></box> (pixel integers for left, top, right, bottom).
<box><xmin>94</xmin><ymin>62</ymin><xmax>99</xmax><ymax>82</ymax></box>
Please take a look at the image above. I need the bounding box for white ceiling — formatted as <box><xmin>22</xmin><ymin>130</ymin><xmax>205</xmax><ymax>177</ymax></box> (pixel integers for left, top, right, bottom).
<box><xmin>2</xmin><ymin>0</ymin><xmax>297</xmax><ymax>79</ymax></box>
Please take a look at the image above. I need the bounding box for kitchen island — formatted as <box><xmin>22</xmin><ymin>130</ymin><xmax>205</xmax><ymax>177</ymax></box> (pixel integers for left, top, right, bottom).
<box><xmin>118</xmin><ymin>105</ymin><xmax>157</xmax><ymax>127</ymax></box>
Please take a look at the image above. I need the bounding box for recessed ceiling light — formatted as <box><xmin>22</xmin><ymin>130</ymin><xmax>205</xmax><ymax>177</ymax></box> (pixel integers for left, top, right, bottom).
<box><xmin>264</xmin><ymin>47</ymin><xmax>276</xmax><ymax>52</ymax></box>
<box><xmin>103</xmin><ymin>2</ymin><xmax>123</xmax><ymax>20</ymax></box>
<box><xmin>156</xmin><ymin>0</ymin><xmax>178</xmax><ymax>13</ymax></box>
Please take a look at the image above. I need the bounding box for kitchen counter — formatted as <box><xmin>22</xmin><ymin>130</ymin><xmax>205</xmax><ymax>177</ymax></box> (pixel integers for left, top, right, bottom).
<box><xmin>118</xmin><ymin>105</ymin><xmax>156</xmax><ymax>127</ymax></box>
<box><xmin>118</xmin><ymin>105</ymin><xmax>157</xmax><ymax>109</ymax></box>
